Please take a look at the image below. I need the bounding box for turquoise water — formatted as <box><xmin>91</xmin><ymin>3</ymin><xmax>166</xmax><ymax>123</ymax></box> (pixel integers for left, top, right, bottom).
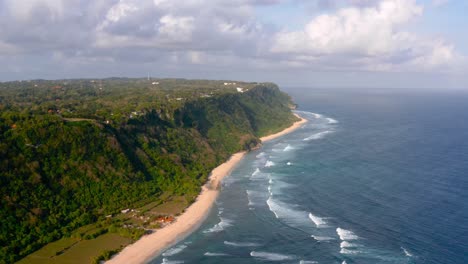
<box><xmin>150</xmin><ymin>88</ymin><xmax>468</xmax><ymax>264</ymax></box>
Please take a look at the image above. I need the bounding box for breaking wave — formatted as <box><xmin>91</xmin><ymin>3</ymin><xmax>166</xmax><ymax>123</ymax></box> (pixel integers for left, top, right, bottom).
<box><xmin>203</xmin><ymin>217</ymin><xmax>233</xmax><ymax>233</ymax></box>
<box><xmin>308</xmin><ymin>212</ymin><xmax>327</xmax><ymax>228</ymax></box>
<box><xmin>250</xmin><ymin>251</ymin><xmax>294</xmax><ymax>261</ymax></box>
<box><xmin>224</xmin><ymin>241</ymin><xmax>260</xmax><ymax>247</ymax></box>
<box><xmin>204</xmin><ymin>252</ymin><xmax>229</xmax><ymax>257</ymax></box>
<box><xmin>252</xmin><ymin>168</ymin><xmax>261</xmax><ymax>176</ymax></box>
<box><xmin>311</xmin><ymin>235</ymin><xmax>334</xmax><ymax>241</ymax></box>
<box><xmin>304</xmin><ymin>131</ymin><xmax>333</xmax><ymax>141</ymax></box>
<box><xmin>402</xmin><ymin>247</ymin><xmax>413</xmax><ymax>257</ymax></box>
<box><xmin>327</xmin><ymin>118</ymin><xmax>338</xmax><ymax>124</ymax></box>
<box><xmin>162</xmin><ymin>244</ymin><xmax>187</xmax><ymax>257</ymax></box>
<box><xmin>336</xmin><ymin>228</ymin><xmax>359</xmax><ymax>241</ymax></box>
<box><xmin>283</xmin><ymin>144</ymin><xmax>294</xmax><ymax>151</ymax></box>
<box><xmin>265</xmin><ymin>160</ymin><xmax>276</xmax><ymax>167</ymax></box>
<box><xmin>161</xmin><ymin>258</ymin><xmax>184</xmax><ymax>264</ymax></box>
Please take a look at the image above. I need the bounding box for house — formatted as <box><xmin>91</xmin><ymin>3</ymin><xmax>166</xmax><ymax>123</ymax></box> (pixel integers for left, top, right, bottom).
<box><xmin>236</xmin><ymin>87</ymin><xmax>244</xmax><ymax>93</ymax></box>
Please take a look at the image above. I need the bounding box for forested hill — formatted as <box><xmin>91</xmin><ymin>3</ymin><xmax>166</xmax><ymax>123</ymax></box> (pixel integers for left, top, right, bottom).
<box><xmin>0</xmin><ymin>78</ymin><xmax>298</xmax><ymax>263</ymax></box>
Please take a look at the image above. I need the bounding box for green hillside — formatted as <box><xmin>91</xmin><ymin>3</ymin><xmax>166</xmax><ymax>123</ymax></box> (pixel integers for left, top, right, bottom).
<box><xmin>0</xmin><ymin>78</ymin><xmax>297</xmax><ymax>263</ymax></box>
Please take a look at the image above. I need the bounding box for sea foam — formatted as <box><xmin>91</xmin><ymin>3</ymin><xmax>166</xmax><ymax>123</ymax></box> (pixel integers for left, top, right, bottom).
<box><xmin>250</xmin><ymin>251</ymin><xmax>294</xmax><ymax>261</ymax></box>
<box><xmin>283</xmin><ymin>144</ymin><xmax>294</xmax><ymax>151</ymax></box>
<box><xmin>252</xmin><ymin>168</ymin><xmax>261</xmax><ymax>176</ymax></box>
<box><xmin>265</xmin><ymin>160</ymin><xmax>276</xmax><ymax>167</ymax></box>
<box><xmin>308</xmin><ymin>212</ymin><xmax>327</xmax><ymax>228</ymax></box>
<box><xmin>402</xmin><ymin>247</ymin><xmax>413</xmax><ymax>257</ymax></box>
<box><xmin>304</xmin><ymin>131</ymin><xmax>332</xmax><ymax>141</ymax></box>
<box><xmin>311</xmin><ymin>235</ymin><xmax>335</xmax><ymax>241</ymax></box>
<box><xmin>203</xmin><ymin>217</ymin><xmax>232</xmax><ymax>233</ymax></box>
<box><xmin>204</xmin><ymin>252</ymin><xmax>229</xmax><ymax>257</ymax></box>
<box><xmin>224</xmin><ymin>241</ymin><xmax>260</xmax><ymax>247</ymax></box>
<box><xmin>162</xmin><ymin>244</ymin><xmax>187</xmax><ymax>257</ymax></box>
<box><xmin>161</xmin><ymin>258</ymin><xmax>184</xmax><ymax>264</ymax></box>
<box><xmin>327</xmin><ymin>118</ymin><xmax>338</xmax><ymax>124</ymax></box>
<box><xmin>336</xmin><ymin>228</ymin><xmax>359</xmax><ymax>241</ymax></box>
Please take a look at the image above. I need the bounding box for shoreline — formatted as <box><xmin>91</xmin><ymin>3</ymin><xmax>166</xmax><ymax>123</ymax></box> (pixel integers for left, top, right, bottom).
<box><xmin>107</xmin><ymin>113</ymin><xmax>307</xmax><ymax>264</ymax></box>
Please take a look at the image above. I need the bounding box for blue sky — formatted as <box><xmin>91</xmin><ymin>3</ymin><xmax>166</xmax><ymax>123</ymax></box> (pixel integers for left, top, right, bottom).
<box><xmin>0</xmin><ymin>0</ymin><xmax>466</xmax><ymax>88</ymax></box>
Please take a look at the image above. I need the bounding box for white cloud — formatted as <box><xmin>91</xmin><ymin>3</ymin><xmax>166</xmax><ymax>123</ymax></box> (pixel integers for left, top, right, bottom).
<box><xmin>271</xmin><ymin>0</ymin><xmax>458</xmax><ymax>70</ymax></box>
<box><xmin>0</xmin><ymin>0</ymin><xmax>464</xmax><ymax>82</ymax></box>
<box><xmin>158</xmin><ymin>15</ymin><xmax>195</xmax><ymax>42</ymax></box>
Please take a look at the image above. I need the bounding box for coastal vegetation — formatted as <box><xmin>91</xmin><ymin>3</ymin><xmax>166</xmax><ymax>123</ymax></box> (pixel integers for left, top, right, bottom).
<box><xmin>0</xmin><ymin>78</ymin><xmax>297</xmax><ymax>263</ymax></box>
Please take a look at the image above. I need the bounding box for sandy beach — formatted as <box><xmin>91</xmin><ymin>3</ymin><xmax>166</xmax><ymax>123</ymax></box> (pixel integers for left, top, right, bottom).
<box><xmin>107</xmin><ymin>113</ymin><xmax>307</xmax><ymax>264</ymax></box>
<box><xmin>260</xmin><ymin>114</ymin><xmax>307</xmax><ymax>143</ymax></box>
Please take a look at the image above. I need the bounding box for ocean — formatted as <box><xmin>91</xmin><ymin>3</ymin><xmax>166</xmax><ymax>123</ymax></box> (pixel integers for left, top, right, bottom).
<box><xmin>150</xmin><ymin>88</ymin><xmax>468</xmax><ymax>264</ymax></box>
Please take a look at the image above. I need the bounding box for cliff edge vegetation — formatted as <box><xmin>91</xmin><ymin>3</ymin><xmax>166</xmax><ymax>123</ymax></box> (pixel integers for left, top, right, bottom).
<box><xmin>0</xmin><ymin>78</ymin><xmax>298</xmax><ymax>263</ymax></box>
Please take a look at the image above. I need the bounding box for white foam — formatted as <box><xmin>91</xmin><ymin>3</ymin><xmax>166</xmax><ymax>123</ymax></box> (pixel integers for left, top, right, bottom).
<box><xmin>311</xmin><ymin>235</ymin><xmax>334</xmax><ymax>241</ymax></box>
<box><xmin>340</xmin><ymin>241</ymin><xmax>357</xmax><ymax>248</ymax></box>
<box><xmin>340</xmin><ymin>248</ymin><xmax>361</xmax><ymax>255</ymax></box>
<box><xmin>162</xmin><ymin>244</ymin><xmax>187</xmax><ymax>257</ymax></box>
<box><xmin>252</xmin><ymin>168</ymin><xmax>261</xmax><ymax>176</ymax></box>
<box><xmin>327</xmin><ymin>118</ymin><xmax>338</xmax><ymax>124</ymax></box>
<box><xmin>402</xmin><ymin>247</ymin><xmax>413</xmax><ymax>257</ymax></box>
<box><xmin>299</xmin><ymin>260</ymin><xmax>318</xmax><ymax>264</ymax></box>
<box><xmin>267</xmin><ymin>197</ymin><xmax>312</xmax><ymax>230</ymax></box>
<box><xmin>336</xmin><ymin>228</ymin><xmax>359</xmax><ymax>241</ymax></box>
<box><xmin>265</xmin><ymin>160</ymin><xmax>276</xmax><ymax>167</ymax></box>
<box><xmin>266</xmin><ymin>197</ymin><xmax>280</xmax><ymax>219</ymax></box>
<box><xmin>308</xmin><ymin>213</ymin><xmax>327</xmax><ymax>228</ymax></box>
<box><xmin>304</xmin><ymin>131</ymin><xmax>332</xmax><ymax>141</ymax></box>
<box><xmin>224</xmin><ymin>241</ymin><xmax>260</xmax><ymax>247</ymax></box>
<box><xmin>283</xmin><ymin>144</ymin><xmax>294</xmax><ymax>151</ymax></box>
<box><xmin>161</xmin><ymin>258</ymin><xmax>184</xmax><ymax>264</ymax></box>
<box><xmin>287</xmin><ymin>162</ymin><xmax>292</xmax><ymax>166</ymax></box>
<box><xmin>311</xmin><ymin>113</ymin><xmax>323</xmax><ymax>118</ymax></box>
<box><xmin>256</xmin><ymin>152</ymin><xmax>266</xmax><ymax>158</ymax></box>
<box><xmin>250</xmin><ymin>251</ymin><xmax>294</xmax><ymax>261</ymax></box>
<box><xmin>204</xmin><ymin>252</ymin><xmax>229</xmax><ymax>257</ymax></box>
<box><xmin>342</xmin><ymin>261</ymin><xmax>348</xmax><ymax>264</ymax></box>
<box><xmin>203</xmin><ymin>217</ymin><xmax>232</xmax><ymax>233</ymax></box>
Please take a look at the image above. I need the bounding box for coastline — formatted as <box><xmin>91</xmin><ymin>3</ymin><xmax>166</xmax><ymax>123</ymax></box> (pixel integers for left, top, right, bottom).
<box><xmin>107</xmin><ymin>113</ymin><xmax>307</xmax><ymax>264</ymax></box>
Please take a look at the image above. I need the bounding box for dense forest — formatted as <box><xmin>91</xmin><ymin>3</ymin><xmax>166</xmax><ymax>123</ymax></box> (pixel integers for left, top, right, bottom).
<box><xmin>0</xmin><ymin>78</ymin><xmax>298</xmax><ymax>263</ymax></box>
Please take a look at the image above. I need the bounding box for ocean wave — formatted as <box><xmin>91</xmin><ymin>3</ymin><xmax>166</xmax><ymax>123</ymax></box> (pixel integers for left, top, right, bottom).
<box><xmin>266</xmin><ymin>197</ymin><xmax>312</xmax><ymax>230</ymax></box>
<box><xmin>162</xmin><ymin>244</ymin><xmax>187</xmax><ymax>257</ymax></box>
<box><xmin>311</xmin><ymin>235</ymin><xmax>335</xmax><ymax>241</ymax></box>
<box><xmin>342</xmin><ymin>261</ymin><xmax>348</xmax><ymax>264</ymax></box>
<box><xmin>311</xmin><ymin>113</ymin><xmax>323</xmax><ymax>119</ymax></box>
<box><xmin>252</xmin><ymin>168</ymin><xmax>261</xmax><ymax>176</ymax></box>
<box><xmin>224</xmin><ymin>241</ymin><xmax>260</xmax><ymax>247</ymax></box>
<box><xmin>327</xmin><ymin>117</ymin><xmax>338</xmax><ymax>124</ymax></box>
<box><xmin>308</xmin><ymin>213</ymin><xmax>327</xmax><ymax>228</ymax></box>
<box><xmin>283</xmin><ymin>144</ymin><xmax>294</xmax><ymax>152</ymax></box>
<box><xmin>336</xmin><ymin>228</ymin><xmax>359</xmax><ymax>241</ymax></box>
<box><xmin>299</xmin><ymin>260</ymin><xmax>318</xmax><ymax>264</ymax></box>
<box><xmin>265</xmin><ymin>160</ymin><xmax>276</xmax><ymax>167</ymax></box>
<box><xmin>161</xmin><ymin>258</ymin><xmax>184</xmax><ymax>264</ymax></box>
<box><xmin>340</xmin><ymin>248</ymin><xmax>361</xmax><ymax>255</ymax></box>
<box><xmin>256</xmin><ymin>152</ymin><xmax>266</xmax><ymax>158</ymax></box>
<box><xmin>204</xmin><ymin>252</ymin><xmax>230</xmax><ymax>257</ymax></box>
<box><xmin>401</xmin><ymin>247</ymin><xmax>413</xmax><ymax>257</ymax></box>
<box><xmin>304</xmin><ymin>131</ymin><xmax>333</xmax><ymax>141</ymax></box>
<box><xmin>250</xmin><ymin>251</ymin><xmax>294</xmax><ymax>261</ymax></box>
<box><xmin>340</xmin><ymin>241</ymin><xmax>358</xmax><ymax>248</ymax></box>
<box><xmin>203</xmin><ymin>217</ymin><xmax>233</xmax><ymax>233</ymax></box>
<box><xmin>286</xmin><ymin>162</ymin><xmax>292</xmax><ymax>166</ymax></box>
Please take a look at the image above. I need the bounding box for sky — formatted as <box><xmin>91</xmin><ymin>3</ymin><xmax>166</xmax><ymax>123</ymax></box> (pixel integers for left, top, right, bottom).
<box><xmin>0</xmin><ymin>0</ymin><xmax>467</xmax><ymax>88</ymax></box>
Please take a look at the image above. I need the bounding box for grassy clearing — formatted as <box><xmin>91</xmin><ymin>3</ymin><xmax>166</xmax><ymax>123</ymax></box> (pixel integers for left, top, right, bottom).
<box><xmin>17</xmin><ymin>194</ymin><xmax>189</xmax><ymax>263</ymax></box>
<box><xmin>16</xmin><ymin>234</ymin><xmax>130</xmax><ymax>264</ymax></box>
